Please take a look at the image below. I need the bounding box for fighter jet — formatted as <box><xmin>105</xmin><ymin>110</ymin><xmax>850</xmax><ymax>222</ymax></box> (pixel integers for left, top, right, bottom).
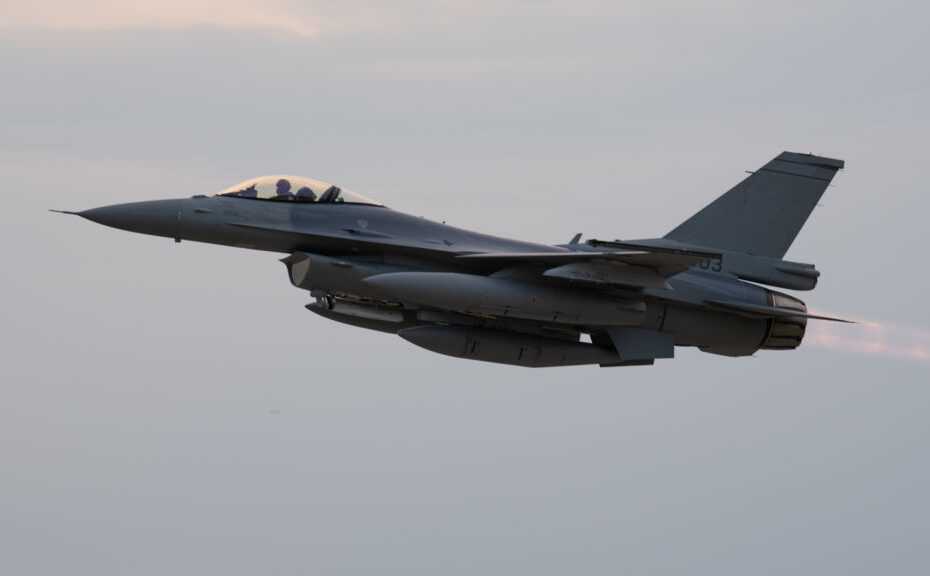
<box><xmin>58</xmin><ymin>151</ymin><xmax>848</xmax><ymax>367</ymax></box>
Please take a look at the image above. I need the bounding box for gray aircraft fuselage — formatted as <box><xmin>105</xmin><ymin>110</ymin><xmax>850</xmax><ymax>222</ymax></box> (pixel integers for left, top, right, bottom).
<box><xmin>66</xmin><ymin>152</ymin><xmax>848</xmax><ymax>367</ymax></box>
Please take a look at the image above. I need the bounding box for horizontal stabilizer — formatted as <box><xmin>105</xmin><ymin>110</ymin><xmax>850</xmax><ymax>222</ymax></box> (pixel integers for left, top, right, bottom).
<box><xmin>606</xmin><ymin>237</ymin><xmax>822</xmax><ymax>290</ymax></box>
<box><xmin>704</xmin><ymin>300</ymin><xmax>853</xmax><ymax>323</ymax></box>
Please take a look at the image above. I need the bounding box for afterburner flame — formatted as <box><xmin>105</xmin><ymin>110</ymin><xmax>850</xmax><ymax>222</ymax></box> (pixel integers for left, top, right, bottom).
<box><xmin>806</xmin><ymin>312</ymin><xmax>930</xmax><ymax>362</ymax></box>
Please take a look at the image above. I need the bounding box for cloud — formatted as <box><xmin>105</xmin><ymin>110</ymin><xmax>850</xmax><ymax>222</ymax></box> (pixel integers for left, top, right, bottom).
<box><xmin>0</xmin><ymin>0</ymin><xmax>319</xmax><ymax>35</ymax></box>
<box><xmin>0</xmin><ymin>0</ymin><xmax>724</xmax><ymax>37</ymax></box>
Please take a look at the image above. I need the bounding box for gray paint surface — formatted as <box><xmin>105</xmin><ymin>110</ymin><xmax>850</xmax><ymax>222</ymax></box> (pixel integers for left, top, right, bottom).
<box><xmin>2</xmin><ymin>3</ymin><xmax>930</xmax><ymax>575</ymax></box>
<box><xmin>67</xmin><ymin>150</ymin><xmax>840</xmax><ymax>365</ymax></box>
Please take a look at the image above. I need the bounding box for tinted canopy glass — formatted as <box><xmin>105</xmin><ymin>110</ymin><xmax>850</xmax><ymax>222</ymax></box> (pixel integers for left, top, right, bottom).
<box><xmin>217</xmin><ymin>176</ymin><xmax>382</xmax><ymax>206</ymax></box>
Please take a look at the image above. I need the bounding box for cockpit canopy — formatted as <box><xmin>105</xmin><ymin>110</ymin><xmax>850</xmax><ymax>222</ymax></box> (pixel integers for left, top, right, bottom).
<box><xmin>217</xmin><ymin>175</ymin><xmax>383</xmax><ymax>206</ymax></box>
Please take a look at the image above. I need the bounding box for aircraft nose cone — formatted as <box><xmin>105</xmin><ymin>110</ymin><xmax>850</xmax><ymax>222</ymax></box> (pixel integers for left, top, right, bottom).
<box><xmin>79</xmin><ymin>204</ymin><xmax>130</xmax><ymax>227</ymax></box>
<box><xmin>79</xmin><ymin>200</ymin><xmax>182</xmax><ymax>238</ymax></box>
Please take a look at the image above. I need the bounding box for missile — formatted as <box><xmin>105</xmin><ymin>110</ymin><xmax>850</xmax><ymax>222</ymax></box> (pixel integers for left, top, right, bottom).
<box><xmin>305</xmin><ymin>298</ymin><xmax>416</xmax><ymax>334</ymax></box>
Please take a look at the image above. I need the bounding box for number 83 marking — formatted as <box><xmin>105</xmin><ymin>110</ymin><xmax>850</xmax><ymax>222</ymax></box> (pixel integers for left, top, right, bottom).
<box><xmin>698</xmin><ymin>259</ymin><xmax>723</xmax><ymax>273</ymax></box>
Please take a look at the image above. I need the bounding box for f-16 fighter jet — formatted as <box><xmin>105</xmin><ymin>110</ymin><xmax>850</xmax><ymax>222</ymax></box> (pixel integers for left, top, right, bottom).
<box><xmin>59</xmin><ymin>152</ymin><xmax>848</xmax><ymax>367</ymax></box>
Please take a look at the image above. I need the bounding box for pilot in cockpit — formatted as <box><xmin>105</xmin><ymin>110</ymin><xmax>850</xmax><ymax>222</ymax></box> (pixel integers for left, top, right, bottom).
<box><xmin>296</xmin><ymin>186</ymin><xmax>317</xmax><ymax>201</ymax></box>
<box><xmin>217</xmin><ymin>176</ymin><xmax>381</xmax><ymax>206</ymax></box>
<box><xmin>275</xmin><ymin>178</ymin><xmax>292</xmax><ymax>199</ymax></box>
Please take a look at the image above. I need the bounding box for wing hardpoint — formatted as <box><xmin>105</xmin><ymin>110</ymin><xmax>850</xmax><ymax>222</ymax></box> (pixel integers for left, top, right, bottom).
<box><xmin>456</xmin><ymin>242</ymin><xmax>721</xmax><ymax>290</ymax></box>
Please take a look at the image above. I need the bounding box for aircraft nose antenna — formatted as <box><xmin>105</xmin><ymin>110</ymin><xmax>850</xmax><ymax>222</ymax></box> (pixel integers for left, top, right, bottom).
<box><xmin>51</xmin><ymin>206</ymin><xmax>141</xmax><ymax>230</ymax></box>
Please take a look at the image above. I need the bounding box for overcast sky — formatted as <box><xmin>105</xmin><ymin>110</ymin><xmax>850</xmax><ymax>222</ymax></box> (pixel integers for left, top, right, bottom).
<box><xmin>2</xmin><ymin>1</ymin><xmax>929</xmax><ymax>574</ymax></box>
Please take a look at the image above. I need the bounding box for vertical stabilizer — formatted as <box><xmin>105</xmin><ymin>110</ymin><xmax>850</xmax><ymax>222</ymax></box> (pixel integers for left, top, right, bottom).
<box><xmin>664</xmin><ymin>152</ymin><xmax>844</xmax><ymax>258</ymax></box>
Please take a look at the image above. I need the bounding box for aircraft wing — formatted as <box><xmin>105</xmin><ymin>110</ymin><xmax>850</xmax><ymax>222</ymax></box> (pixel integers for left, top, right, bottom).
<box><xmin>456</xmin><ymin>243</ymin><xmax>721</xmax><ymax>290</ymax></box>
